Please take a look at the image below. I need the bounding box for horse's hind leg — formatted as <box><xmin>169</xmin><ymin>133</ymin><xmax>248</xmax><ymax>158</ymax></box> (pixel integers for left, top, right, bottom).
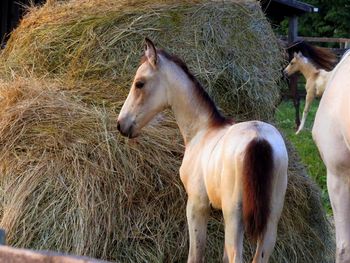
<box><xmin>222</xmin><ymin>203</ymin><xmax>244</xmax><ymax>263</ymax></box>
<box><xmin>327</xmin><ymin>169</ymin><xmax>350</xmax><ymax>263</ymax></box>
<box><xmin>252</xmin><ymin>170</ymin><xmax>287</xmax><ymax>263</ymax></box>
<box><xmin>251</xmin><ymin>217</ymin><xmax>278</xmax><ymax>263</ymax></box>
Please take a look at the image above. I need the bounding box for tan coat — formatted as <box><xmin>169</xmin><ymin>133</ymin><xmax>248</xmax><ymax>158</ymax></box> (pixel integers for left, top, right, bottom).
<box><xmin>313</xmin><ymin>51</ymin><xmax>350</xmax><ymax>263</ymax></box>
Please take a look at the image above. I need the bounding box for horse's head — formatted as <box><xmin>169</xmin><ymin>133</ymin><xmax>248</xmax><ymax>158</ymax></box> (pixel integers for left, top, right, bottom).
<box><xmin>117</xmin><ymin>38</ymin><xmax>169</xmax><ymax>138</ymax></box>
<box><xmin>283</xmin><ymin>52</ymin><xmax>306</xmax><ymax>77</ymax></box>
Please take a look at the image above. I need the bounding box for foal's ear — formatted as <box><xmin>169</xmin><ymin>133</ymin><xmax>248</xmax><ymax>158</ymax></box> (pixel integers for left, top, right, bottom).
<box><xmin>293</xmin><ymin>52</ymin><xmax>298</xmax><ymax>58</ymax></box>
<box><xmin>144</xmin><ymin>38</ymin><xmax>157</xmax><ymax>68</ymax></box>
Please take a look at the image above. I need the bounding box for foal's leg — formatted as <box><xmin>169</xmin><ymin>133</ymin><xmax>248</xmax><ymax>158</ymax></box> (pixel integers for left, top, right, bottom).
<box><xmin>222</xmin><ymin>204</ymin><xmax>244</xmax><ymax>263</ymax></box>
<box><xmin>220</xmin><ymin>155</ymin><xmax>245</xmax><ymax>263</ymax></box>
<box><xmin>186</xmin><ymin>196</ymin><xmax>210</xmax><ymax>263</ymax></box>
<box><xmin>296</xmin><ymin>86</ymin><xmax>315</xmax><ymax>134</ymax></box>
<box><xmin>252</xmin><ymin>169</ymin><xmax>287</xmax><ymax>263</ymax></box>
<box><xmin>251</xmin><ymin>218</ymin><xmax>278</xmax><ymax>263</ymax></box>
<box><xmin>327</xmin><ymin>169</ymin><xmax>350</xmax><ymax>263</ymax></box>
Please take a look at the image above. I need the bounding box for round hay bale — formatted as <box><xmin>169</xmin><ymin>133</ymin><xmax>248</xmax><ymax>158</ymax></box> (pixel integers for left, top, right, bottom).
<box><xmin>0</xmin><ymin>0</ymin><xmax>334</xmax><ymax>262</ymax></box>
<box><xmin>1</xmin><ymin>0</ymin><xmax>283</xmax><ymax>120</ymax></box>
<box><xmin>0</xmin><ymin>79</ymin><xmax>186</xmax><ymax>261</ymax></box>
<box><xmin>0</xmin><ymin>79</ymin><xmax>334</xmax><ymax>262</ymax></box>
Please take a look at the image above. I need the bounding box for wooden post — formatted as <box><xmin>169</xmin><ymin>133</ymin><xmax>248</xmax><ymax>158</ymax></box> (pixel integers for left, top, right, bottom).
<box><xmin>10</xmin><ymin>1</ymin><xmax>21</xmax><ymax>33</ymax></box>
<box><xmin>0</xmin><ymin>0</ymin><xmax>9</xmax><ymax>45</ymax></box>
<box><xmin>0</xmin><ymin>229</ymin><xmax>5</xmax><ymax>245</ymax></box>
<box><xmin>288</xmin><ymin>15</ymin><xmax>300</xmax><ymax>129</ymax></box>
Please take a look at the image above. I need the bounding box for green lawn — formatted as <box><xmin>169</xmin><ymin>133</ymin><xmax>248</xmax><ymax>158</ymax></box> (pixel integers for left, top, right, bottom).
<box><xmin>275</xmin><ymin>99</ymin><xmax>331</xmax><ymax>213</ymax></box>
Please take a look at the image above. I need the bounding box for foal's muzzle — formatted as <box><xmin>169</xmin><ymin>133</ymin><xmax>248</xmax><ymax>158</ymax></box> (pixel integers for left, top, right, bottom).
<box><xmin>117</xmin><ymin>119</ymin><xmax>136</xmax><ymax>138</ymax></box>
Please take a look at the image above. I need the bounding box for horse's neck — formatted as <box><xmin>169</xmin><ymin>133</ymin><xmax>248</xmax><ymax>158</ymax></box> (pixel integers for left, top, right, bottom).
<box><xmin>299</xmin><ymin>62</ymin><xmax>318</xmax><ymax>79</ymax></box>
<box><xmin>169</xmin><ymin>81</ymin><xmax>213</xmax><ymax>145</ymax></box>
<box><xmin>165</xmin><ymin>66</ymin><xmax>218</xmax><ymax>145</ymax></box>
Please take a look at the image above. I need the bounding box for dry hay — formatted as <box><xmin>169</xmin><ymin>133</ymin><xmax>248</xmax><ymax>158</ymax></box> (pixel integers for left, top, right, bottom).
<box><xmin>0</xmin><ymin>79</ymin><xmax>186</xmax><ymax>261</ymax></box>
<box><xmin>0</xmin><ymin>0</ymin><xmax>334</xmax><ymax>262</ymax></box>
<box><xmin>1</xmin><ymin>0</ymin><xmax>283</xmax><ymax>120</ymax></box>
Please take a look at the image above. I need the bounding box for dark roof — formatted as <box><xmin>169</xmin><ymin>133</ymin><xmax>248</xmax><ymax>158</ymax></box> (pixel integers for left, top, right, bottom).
<box><xmin>261</xmin><ymin>0</ymin><xmax>318</xmax><ymax>20</ymax></box>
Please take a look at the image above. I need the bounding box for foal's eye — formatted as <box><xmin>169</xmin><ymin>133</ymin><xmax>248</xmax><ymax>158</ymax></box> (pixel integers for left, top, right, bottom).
<box><xmin>135</xmin><ymin>81</ymin><xmax>145</xmax><ymax>89</ymax></box>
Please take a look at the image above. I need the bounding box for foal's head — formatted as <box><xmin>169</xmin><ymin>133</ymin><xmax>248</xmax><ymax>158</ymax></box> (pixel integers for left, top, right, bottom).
<box><xmin>117</xmin><ymin>38</ymin><xmax>228</xmax><ymax>138</ymax></box>
<box><xmin>117</xmin><ymin>38</ymin><xmax>170</xmax><ymax>138</ymax></box>
<box><xmin>283</xmin><ymin>52</ymin><xmax>309</xmax><ymax>76</ymax></box>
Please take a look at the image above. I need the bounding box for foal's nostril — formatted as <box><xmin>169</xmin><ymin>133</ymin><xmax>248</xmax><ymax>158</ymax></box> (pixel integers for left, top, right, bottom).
<box><xmin>127</xmin><ymin>125</ymin><xmax>133</xmax><ymax>138</ymax></box>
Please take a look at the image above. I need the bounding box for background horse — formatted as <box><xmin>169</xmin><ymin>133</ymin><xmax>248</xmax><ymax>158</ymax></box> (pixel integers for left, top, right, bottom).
<box><xmin>117</xmin><ymin>38</ymin><xmax>288</xmax><ymax>263</ymax></box>
<box><xmin>284</xmin><ymin>41</ymin><xmax>336</xmax><ymax>134</ymax></box>
<box><xmin>313</xmin><ymin>49</ymin><xmax>350</xmax><ymax>263</ymax></box>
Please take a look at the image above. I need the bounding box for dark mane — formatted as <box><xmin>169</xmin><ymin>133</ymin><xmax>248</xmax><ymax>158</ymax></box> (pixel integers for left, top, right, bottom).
<box><xmin>287</xmin><ymin>41</ymin><xmax>337</xmax><ymax>71</ymax></box>
<box><xmin>158</xmin><ymin>50</ymin><xmax>233</xmax><ymax>127</ymax></box>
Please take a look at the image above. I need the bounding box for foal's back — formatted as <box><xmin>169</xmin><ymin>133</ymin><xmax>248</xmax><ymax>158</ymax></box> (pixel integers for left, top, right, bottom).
<box><xmin>185</xmin><ymin>120</ymin><xmax>287</xmax><ymax>209</ymax></box>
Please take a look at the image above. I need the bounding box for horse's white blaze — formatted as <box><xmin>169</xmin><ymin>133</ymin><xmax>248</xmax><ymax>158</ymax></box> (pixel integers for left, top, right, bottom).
<box><xmin>117</xmin><ymin>39</ymin><xmax>288</xmax><ymax>263</ymax></box>
<box><xmin>313</xmin><ymin>50</ymin><xmax>350</xmax><ymax>263</ymax></box>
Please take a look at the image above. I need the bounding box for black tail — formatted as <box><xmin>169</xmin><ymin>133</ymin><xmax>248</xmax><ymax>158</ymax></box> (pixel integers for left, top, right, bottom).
<box><xmin>242</xmin><ymin>138</ymin><xmax>274</xmax><ymax>241</ymax></box>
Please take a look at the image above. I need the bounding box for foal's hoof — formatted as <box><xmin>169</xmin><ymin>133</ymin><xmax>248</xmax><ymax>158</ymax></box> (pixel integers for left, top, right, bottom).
<box><xmin>295</xmin><ymin>129</ymin><xmax>301</xmax><ymax>135</ymax></box>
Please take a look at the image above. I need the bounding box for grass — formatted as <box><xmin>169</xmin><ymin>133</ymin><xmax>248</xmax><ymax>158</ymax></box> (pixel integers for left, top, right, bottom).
<box><xmin>276</xmin><ymin>99</ymin><xmax>331</xmax><ymax>213</ymax></box>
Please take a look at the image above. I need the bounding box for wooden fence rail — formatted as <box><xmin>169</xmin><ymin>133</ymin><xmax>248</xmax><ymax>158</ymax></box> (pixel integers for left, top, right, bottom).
<box><xmin>298</xmin><ymin>36</ymin><xmax>350</xmax><ymax>44</ymax></box>
<box><xmin>282</xmin><ymin>35</ymin><xmax>350</xmax><ymax>44</ymax></box>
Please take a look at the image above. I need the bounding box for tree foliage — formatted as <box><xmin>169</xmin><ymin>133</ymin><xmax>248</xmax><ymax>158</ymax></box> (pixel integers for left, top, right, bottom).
<box><xmin>299</xmin><ymin>0</ymin><xmax>350</xmax><ymax>38</ymax></box>
<box><xmin>275</xmin><ymin>0</ymin><xmax>350</xmax><ymax>40</ymax></box>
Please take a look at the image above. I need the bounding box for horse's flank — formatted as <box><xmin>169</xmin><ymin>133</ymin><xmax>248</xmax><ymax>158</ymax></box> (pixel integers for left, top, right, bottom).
<box><xmin>312</xmin><ymin>49</ymin><xmax>350</xmax><ymax>262</ymax></box>
<box><xmin>326</xmin><ymin>49</ymin><xmax>350</xmax><ymax>87</ymax></box>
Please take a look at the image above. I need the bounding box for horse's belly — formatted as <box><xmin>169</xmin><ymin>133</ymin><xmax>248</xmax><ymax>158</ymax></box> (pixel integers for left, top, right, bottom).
<box><xmin>314</xmin><ymin>115</ymin><xmax>350</xmax><ymax>174</ymax></box>
<box><xmin>206</xmin><ymin>176</ymin><xmax>222</xmax><ymax>209</ymax></box>
<box><xmin>203</xmin><ymin>155</ymin><xmax>224</xmax><ymax>209</ymax></box>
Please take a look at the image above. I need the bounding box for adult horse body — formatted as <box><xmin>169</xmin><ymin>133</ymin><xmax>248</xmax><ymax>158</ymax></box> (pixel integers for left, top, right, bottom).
<box><xmin>313</xmin><ymin>50</ymin><xmax>350</xmax><ymax>263</ymax></box>
<box><xmin>117</xmin><ymin>39</ymin><xmax>288</xmax><ymax>263</ymax></box>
